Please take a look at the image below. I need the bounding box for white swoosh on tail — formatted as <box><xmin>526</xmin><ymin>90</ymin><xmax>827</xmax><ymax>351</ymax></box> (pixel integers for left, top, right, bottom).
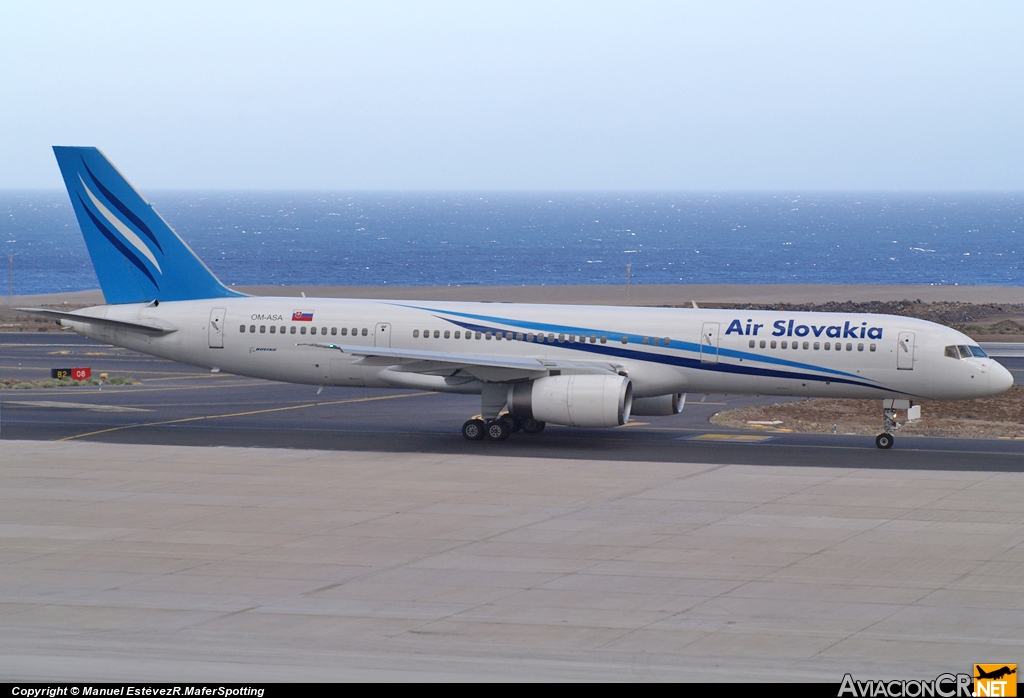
<box><xmin>79</xmin><ymin>174</ymin><xmax>162</xmax><ymax>274</ymax></box>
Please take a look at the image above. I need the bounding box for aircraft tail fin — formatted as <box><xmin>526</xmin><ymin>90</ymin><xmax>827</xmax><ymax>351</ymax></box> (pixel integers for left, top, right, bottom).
<box><xmin>52</xmin><ymin>146</ymin><xmax>244</xmax><ymax>304</ymax></box>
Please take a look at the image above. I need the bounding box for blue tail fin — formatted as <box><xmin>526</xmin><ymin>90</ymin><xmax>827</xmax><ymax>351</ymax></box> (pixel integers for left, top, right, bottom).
<box><xmin>53</xmin><ymin>146</ymin><xmax>244</xmax><ymax>304</ymax></box>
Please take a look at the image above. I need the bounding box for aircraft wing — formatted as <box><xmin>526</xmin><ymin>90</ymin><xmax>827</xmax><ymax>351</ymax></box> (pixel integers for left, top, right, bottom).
<box><xmin>15</xmin><ymin>308</ymin><xmax>178</xmax><ymax>335</ymax></box>
<box><xmin>298</xmin><ymin>342</ymin><xmax>622</xmax><ymax>381</ymax></box>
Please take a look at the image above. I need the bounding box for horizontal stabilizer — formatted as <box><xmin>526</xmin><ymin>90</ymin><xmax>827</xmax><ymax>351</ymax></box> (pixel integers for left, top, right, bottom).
<box><xmin>16</xmin><ymin>308</ymin><xmax>177</xmax><ymax>335</ymax></box>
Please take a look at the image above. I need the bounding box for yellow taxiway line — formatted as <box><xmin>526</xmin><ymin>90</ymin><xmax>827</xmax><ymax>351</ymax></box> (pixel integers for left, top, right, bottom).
<box><xmin>57</xmin><ymin>392</ymin><xmax>434</xmax><ymax>441</ymax></box>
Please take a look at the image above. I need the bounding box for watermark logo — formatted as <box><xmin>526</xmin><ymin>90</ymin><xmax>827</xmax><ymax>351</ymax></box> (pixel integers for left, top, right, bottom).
<box><xmin>974</xmin><ymin>665</ymin><xmax>1017</xmax><ymax>697</ymax></box>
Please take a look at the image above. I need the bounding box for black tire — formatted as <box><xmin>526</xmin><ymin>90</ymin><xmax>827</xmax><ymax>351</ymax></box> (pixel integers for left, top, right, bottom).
<box><xmin>522</xmin><ymin>419</ymin><xmax>545</xmax><ymax>434</ymax></box>
<box><xmin>500</xmin><ymin>414</ymin><xmax>522</xmax><ymax>433</ymax></box>
<box><xmin>462</xmin><ymin>419</ymin><xmax>486</xmax><ymax>441</ymax></box>
<box><xmin>486</xmin><ymin>419</ymin><xmax>510</xmax><ymax>441</ymax></box>
<box><xmin>875</xmin><ymin>432</ymin><xmax>894</xmax><ymax>449</ymax></box>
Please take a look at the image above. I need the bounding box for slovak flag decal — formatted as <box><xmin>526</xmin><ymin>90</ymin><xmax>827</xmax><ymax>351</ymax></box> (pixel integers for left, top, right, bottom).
<box><xmin>292</xmin><ymin>310</ymin><xmax>314</xmax><ymax>322</ymax></box>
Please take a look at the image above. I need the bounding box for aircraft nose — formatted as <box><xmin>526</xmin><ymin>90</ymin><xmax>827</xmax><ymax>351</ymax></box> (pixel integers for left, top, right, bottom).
<box><xmin>989</xmin><ymin>361</ymin><xmax>1014</xmax><ymax>395</ymax></box>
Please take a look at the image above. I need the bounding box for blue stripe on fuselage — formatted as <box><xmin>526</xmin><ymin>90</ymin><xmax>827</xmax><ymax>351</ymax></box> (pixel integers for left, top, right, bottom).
<box><xmin>398</xmin><ymin>304</ymin><xmax>874</xmax><ymax>383</ymax></box>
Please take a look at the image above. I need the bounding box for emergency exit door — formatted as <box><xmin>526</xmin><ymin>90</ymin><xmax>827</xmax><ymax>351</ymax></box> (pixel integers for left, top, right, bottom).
<box><xmin>897</xmin><ymin>331</ymin><xmax>915</xmax><ymax>370</ymax></box>
<box><xmin>209</xmin><ymin>308</ymin><xmax>226</xmax><ymax>348</ymax></box>
<box><xmin>375</xmin><ymin>323</ymin><xmax>392</xmax><ymax>348</ymax></box>
<box><xmin>700</xmin><ymin>323</ymin><xmax>720</xmax><ymax>363</ymax></box>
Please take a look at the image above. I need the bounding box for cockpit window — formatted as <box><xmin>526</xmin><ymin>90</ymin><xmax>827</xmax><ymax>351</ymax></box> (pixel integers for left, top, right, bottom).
<box><xmin>958</xmin><ymin>345</ymin><xmax>972</xmax><ymax>359</ymax></box>
<box><xmin>969</xmin><ymin>345</ymin><xmax>988</xmax><ymax>358</ymax></box>
<box><xmin>945</xmin><ymin>345</ymin><xmax>959</xmax><ymax>359</ymax></box>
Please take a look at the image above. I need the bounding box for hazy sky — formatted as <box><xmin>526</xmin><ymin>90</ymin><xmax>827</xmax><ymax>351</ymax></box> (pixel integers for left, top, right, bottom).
<box><xmin>2</xmin><ymin>1</ymin><xmax>1022</xmax><ymax>190</ymax></box>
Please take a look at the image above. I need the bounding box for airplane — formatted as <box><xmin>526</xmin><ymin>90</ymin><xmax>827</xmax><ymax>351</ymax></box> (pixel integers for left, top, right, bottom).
<box><xmin>975</xmin><ymin>666</ymin><xmax>1016</xmax><ymax>681</ymax></box>
<box><xmin>18</xmin><ymin>146</ymin><xmax>1014</xmax><ymax>449</ymax></box>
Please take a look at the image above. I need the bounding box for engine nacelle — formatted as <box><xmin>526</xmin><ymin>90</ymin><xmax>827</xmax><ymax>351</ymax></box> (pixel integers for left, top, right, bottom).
<box><xmin>509</xmin><ymin>374</ymin><xmax>633</xmax><ymax>428</ymax></box>
<box><xmin>630</xmin><ymin>392</ymin><xmax>685</xmax><ymax>416</ymax></box>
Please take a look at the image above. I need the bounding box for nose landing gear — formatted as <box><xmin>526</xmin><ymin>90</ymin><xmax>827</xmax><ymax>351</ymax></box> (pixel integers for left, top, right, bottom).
<box><xmin>875</xmin><ymin>402</ymin><xmax>904</xmax><ymax>449</ymax></box>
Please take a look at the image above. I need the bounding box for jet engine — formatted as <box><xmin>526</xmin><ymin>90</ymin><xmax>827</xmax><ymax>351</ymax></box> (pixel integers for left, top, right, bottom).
<box><xmin>508</xmin><ymin>374</ymin><xmax>633</xmax><ymax>428</ymax></box>
<box><xmin>630</xmin><ymin>392</ymin><xmax>685</xmax><ymax>416</ymax></box>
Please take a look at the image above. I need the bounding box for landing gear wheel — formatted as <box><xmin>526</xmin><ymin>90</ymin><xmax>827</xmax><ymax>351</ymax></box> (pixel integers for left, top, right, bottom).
<box><xmin>500</xmin><ymin>414</ymin><xmax>521</xmax><ymax>433</ymax></box>
<box><xmin>875</xmin><ymin>432</ymin><xmax>894</xmax><ymax>449</ymax></box>
<box><xmin>522</xmin><ymin>419</ymin><xmax>546</xmax><ymax>434</ymax></box>
<box><xmin>486</xmin><ymin>419</ymin><xmax>511</xmax><ymax>441</ymax></box>
<box><xmin>462</xmin><ymin>419</ymin><xmax>486</xmax><ymax>441</ymax></box>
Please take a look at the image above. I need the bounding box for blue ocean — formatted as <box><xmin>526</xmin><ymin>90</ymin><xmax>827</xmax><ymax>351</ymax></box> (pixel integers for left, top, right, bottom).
<box><xmin>2</xmin><ymin>191</ymin><xmax>1023</xmax><ymax>295</ymax></box>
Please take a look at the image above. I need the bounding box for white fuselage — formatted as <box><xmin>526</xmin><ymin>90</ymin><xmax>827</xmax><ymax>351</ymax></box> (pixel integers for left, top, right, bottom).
<box><xmin>61</xmin><ymin>296</ymin><xmax>1013</xmax><ymax>402</ymax></box>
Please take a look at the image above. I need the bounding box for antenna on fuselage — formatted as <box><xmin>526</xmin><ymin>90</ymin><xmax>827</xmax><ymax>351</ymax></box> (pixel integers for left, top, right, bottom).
<box><xmin>692</xmin><ymin>300</ymin><xmax>699</xmax><ymax>309</ymax></box>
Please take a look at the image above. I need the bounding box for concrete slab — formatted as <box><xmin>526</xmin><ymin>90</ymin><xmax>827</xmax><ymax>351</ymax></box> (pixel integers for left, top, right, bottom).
<box><xmin>1</xmin><ymin>441</ymin><xmax>1023</xmax><ymax>681</ymax></box>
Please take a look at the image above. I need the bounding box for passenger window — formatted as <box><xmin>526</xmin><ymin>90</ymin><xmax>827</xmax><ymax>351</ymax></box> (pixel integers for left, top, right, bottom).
<box><xmin>362</xmin><ymin>328</ymin><xmax>368</xmax><ymax>337</ymax></box>
<box><xmin>270</xmin><ymin>326</ymin><xmax>276</xmax><ymax>334</ymax></box>
<box><xmin>759</xmin><ymin>340</ymin><xmax>766</xmax><ymax>348</ymax></box>
<box><xmin>516</xmin><ymin>333</ymin><xmax>523</xmax><ymax>341</ymax></box>
<box><xmin>857</xmin><ymin>343</ymin><xmax>864</xmax><ymax>351</ymax></box>
<box><xmin>664</xmin><ymin>337</ymin><xmax>670</xmax><ymax>345</ymax></box>
<box><xmin>749</xmin><ymin>339</ymin><xmax>755</xmax><ymax>348</ymax></box>
<box><xmin>259</xmin><ymin>325</ymin><xmax>266</xmax><ymax>333</ymax></box>
<box><xmin>824</xmin><ymin>342</ymin><xmax>830</xmax><ymax>350</ymax></box>
<box><xmin>813</xmin><ymin>342</ymin><xmax>819</xmax><ymax>350</ymax></box>
<box><xmin>239</xmin><ymin>325</ymin><xmax>245</xmax><ymax>333</ymax></box>
<box><xmin>340</xmin><ymin>327</ymin><xmax>347</xmax><ymax>336</ymax></box>
<box><xmin>591</xmin><ymin>335</ymin><xmax>597</xmax><ymax>343</ymax></box>
<box><xmin>870</xmin><ymin>344</ymin><xmax>876</xmax><ymax>352</ymax></box>
<box><xmin>781</xmin><ymin>341</ymin><xmax>787</xmax><ymax>349</ymax></box>
<box><xmin>413</xmin><ymin>330</ymin><xmax>419</xmax><ymax>338</ymax></box>
<box><xmin>430</xmin><ymin>330</ymin><xmax>437</xmax><ymax>339</ymax></box>
<box><xmin>290</xmin><ymin>326</ymin><xmax>296</xmax><ymax>335</ymax></box>
<box><xmin>548</xmin><ymin>333</ymin><xmax>555</xmax><ymax>343</ymax></box>
<box><xmin>621</xmin><ymin>336</ymin><xmax>628</xmax><ymax>344</ymax></box>
<box><xmin>600</xmin><ymin>336</ymin><xmax>607</xmax><ymax>344</ymax></box>
<box><xmin>486</xmin><ymin>332</ymin><xmax>492</xmax><ymax>340</ymax></box>
<box><xmin>300</xmin><ymin>327</ymin><xmax>306</xmax><ymax>335</ymax></box>
<box><xmin>249</xmin><ymin>325</ymin><xmax>256</xmax><ymax>333</ymax></box>
<box><xmin>331</xmin><ymin>327</ymin><xmax>337</xmax><ymax>335</ymax></box>
<box><xmin>558</xmin><ymin>334</ymin><xmax>565</xmax><ymax>343</ymax></box>
<box><xmin>444</xmin><ymin>330</ymin><xmax>450</xmax><ymax>339</ymax></box>
<box><xmin>846</xmin><ymin>343</ymin><xmax>852</xmax><ymax>351</ymax></box>
<box><xmin>835</xmin><ymin>343</ymin><xmax>842</xmax><ymax>351</ymax></box>
<box><xmin>642</xmin><ymin>337</ymin><xmax>649</xmax><ymax>345</ymax></box>
<box><xmin>770</xmin><ymin>340</ymin><xmax>777</xmax><ymax>349</ymax></box>
<box><xmin>802</xmin><ymin>341</ymin><xmax>809</xmax><ymax>349</ymax></box>
<box><xmin>527</xmin><ymin>333</ymin><xmax>535</xmax><ymax>342</ymax></box>
<box><xmin>454</xmin><ymin>331</ymin><xmax>461</xmax><ymax>339</ymax></box>
<box><xmin>475</xmin><ymin>332</ymin><xmax>481</xmax><ymax>339</ymax></box>
<box><xmin>350</xmin><ymin>328</ymin><xmax>357</xmax><ymax>336</ymax></box>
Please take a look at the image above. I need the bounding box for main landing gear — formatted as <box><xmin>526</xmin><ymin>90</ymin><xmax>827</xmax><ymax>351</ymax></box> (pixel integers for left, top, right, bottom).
<box><xmin>462</xmin><ymin>414</ymin><xmax>545</xmax><ymax>441</ymax></box>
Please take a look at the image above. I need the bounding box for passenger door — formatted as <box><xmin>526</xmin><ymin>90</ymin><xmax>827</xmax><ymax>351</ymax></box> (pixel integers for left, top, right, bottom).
<box><xmin>208</xmin><ymin>308</ymin><xmax>226</xmax><ymax>349</ymax></box>
<box><xmin>374</xmin><ymin>323</ymin><xmax>392</xmax><ymax>348</ymax></box>
<box><xmin>897</xmin><ymin>331</ymin><xmax>915</xmax><ymax>370</ymax></box>
<box><xmin>700</xmin><ymin>322</ymin><xmax>720</xmax><ymax>363</ymax></box>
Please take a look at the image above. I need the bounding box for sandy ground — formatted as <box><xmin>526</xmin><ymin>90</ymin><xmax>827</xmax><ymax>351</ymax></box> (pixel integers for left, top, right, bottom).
<box><xmin>711</xmin><ymin>386</ymin><xmax>1024</xmax><ymax>439</ymax></box>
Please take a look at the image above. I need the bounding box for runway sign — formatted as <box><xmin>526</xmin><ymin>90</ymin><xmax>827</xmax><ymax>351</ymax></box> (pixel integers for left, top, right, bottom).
<box><xmin>51</xmin><ymin>367</ymin><xmax>91</xmax><ymax>380</ymax></box>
